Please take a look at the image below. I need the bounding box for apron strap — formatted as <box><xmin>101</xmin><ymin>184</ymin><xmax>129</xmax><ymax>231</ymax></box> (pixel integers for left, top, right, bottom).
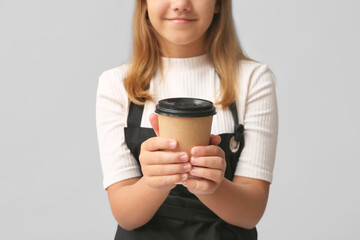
<box><xmin>127</xmin><ymin>102</ymin><xmax>144</xmax><ymax>128</ymax></box>
<box><xmin>229</xmin><ymin>102</ymin><xmax>239</xmax><ymax>125</ymax></box>
<box><xmin>229</xmin><ymin>102</ymin><xmax>244</xmax><ymax>142</ymax></box>
<box><xmin>127</xmin><ymin>85</ymin><xmax>149</xmax><ymax>128</ymax></box>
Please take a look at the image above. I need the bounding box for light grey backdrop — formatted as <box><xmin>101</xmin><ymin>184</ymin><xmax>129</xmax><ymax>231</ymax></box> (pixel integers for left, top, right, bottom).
<box><xmin>1</xmin><ymin>0</ymin><xmax>359</xmax><ymax>239</ymax></box>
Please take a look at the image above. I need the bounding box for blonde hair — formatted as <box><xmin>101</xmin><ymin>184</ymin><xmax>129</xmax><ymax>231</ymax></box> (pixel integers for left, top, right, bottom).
<box><xmin>124</xmin><ymin>0</ymin><xmax>251</xmax><ymax>108</ymax></box>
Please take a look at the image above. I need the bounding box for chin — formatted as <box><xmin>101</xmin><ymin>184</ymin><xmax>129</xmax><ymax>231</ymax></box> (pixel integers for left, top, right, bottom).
<box><xmin>166</xmin><ymin>36</ymin><xmax>201</xmax><ymax>46</ymax></box>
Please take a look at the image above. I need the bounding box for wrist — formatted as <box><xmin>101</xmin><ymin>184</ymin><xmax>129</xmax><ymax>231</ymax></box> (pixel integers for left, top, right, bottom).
<box><xmin>195</xmin><ymin>178</ymin><xmax>228</xmax><ymax>197</ymax></box>
<box><xmin>139</xmin><ymin>177</ymin><xmax>172</xmax><ymax>195</ymax></box>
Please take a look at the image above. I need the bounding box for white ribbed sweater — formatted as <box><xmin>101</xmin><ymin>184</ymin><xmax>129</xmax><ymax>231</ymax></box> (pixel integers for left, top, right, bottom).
<box><xmin>96</xmin><ymin>54</ymin><xmax>278</xmax><ymax>190</ymax></box>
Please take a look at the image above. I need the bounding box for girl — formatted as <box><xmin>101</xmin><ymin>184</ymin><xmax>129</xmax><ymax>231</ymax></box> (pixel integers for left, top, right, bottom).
<box><xmin>96</xmin><ymin>0</ymin><xmax>278</xmax><ymax>239</ymax></box>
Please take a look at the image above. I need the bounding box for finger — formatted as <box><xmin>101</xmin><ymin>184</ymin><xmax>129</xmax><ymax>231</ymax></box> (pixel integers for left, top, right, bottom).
<box><xmin>190</xmin><ymin>156</ymin><xmax>226</xmax><ymax>170</ymax></box>
<box><xmin>183</xmin><ymin>178</ymin><xmax>216</xmax><ymax>193</ymax></box>
<box><xmin>191</xmin><ymin>145</ymin><xmax>225</xmax><ymax>159</ymax></box>
<box><xmin>145</xmin><ymin>151</ymin><xmax>189</xmax><ymax>165</ymax></box>
<box><xmin>209</xmin><ymin>134</ymin><xmax>221</xmax><ymax>145</ymax></box>
<box><xmin>148</xmin><ymin>173</ymin><xmax>189</xmax><ymax>187</ymax></box>
<box><xmin>141</xmin><ymin>136</ymin><xmax>177</xmax><ymax>151</ymax></box>
<box><xmin>149</xmin><ymin>113</ymin><xmax>160</xmax><ymax>136</ymax></box>
<box><xmin>190</xmin><ymin>167</ymin><xmax>224</xmax><ymax>183</ymax></box>
<box><xmin>144</xmin><ymin>163</ymin><xmax>192</xmax><ymax>176</ymax></box>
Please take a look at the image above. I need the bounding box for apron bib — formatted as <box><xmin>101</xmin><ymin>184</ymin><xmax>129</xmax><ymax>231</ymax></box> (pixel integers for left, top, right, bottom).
<box><xmin>115</xmin><ymin>102</ymin><xmax>257</xmax><ymax>240</ymax></box>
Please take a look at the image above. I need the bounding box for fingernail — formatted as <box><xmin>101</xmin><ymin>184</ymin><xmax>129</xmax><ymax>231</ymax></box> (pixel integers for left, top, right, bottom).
<box><xmin>169</xmin><ymin>140</ymin><xmax>176</xmax><ymax>148</ymax></box>
<box><xmin>180</xmin><ymin>153</ymin><xmax>188</xmax><ymax>161</ymax></box>
<box><xmin>190</xmin><ymin>169</ymin><xmax>196</xmax><ymax>175</ymax></box>
<box><xmin>190</xmin><ymin>157</ymin><xmax>197</xmax><ymax>164</ymax></box>
<box><xmin>184</xmin><ymin>164</ymin><xmax>191</xmax><ymax>171</ymax></box>
<box><xmin>191</xmin><ymin>148</ymin><xmax>198</xmax><ymax>156</ymax></box>
<box><xmin>182</xmin><ymin>173</ymin><xmax>188</xmax><ymax>181</ymax></box>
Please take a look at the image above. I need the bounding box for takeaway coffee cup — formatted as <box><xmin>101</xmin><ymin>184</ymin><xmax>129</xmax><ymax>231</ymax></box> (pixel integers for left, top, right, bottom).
<box><xmin>155</xmin><ymin>98</ymin><xmax>217</xmax><ymax>178</ymax></box>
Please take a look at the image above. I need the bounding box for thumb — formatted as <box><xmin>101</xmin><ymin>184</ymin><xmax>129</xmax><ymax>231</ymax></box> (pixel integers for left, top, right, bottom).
<box><xmin>209</xmin><ymin>134</ymin><xmax>221</xmax><ymax>145</ymax></box>
<box><xmin>149</xmin><ymin>113</ymin><xmax>160</xmax><ymax>136</ymax></box>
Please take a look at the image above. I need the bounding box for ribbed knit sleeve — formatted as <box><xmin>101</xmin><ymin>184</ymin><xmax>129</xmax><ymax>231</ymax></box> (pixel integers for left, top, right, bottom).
<box><xmin>96</xmin><ymin>66</ymin><xmax>142</xmax><ymax>190</ymax></box>
<box><xmin>234</xmin><ymin>63</ymin><xmax>278</xmax><ymax>183</ymax></box>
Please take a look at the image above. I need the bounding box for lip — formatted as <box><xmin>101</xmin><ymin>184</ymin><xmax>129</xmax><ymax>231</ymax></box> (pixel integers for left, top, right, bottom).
<box><xmin>166</xmin><ymin>18</ymin><xmax>196</xmax><ymax>23</ymax></box>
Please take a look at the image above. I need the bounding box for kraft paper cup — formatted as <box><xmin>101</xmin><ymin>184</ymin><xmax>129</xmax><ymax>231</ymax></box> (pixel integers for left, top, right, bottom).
<box><xmin>155</xmin><ymin>98</ymin><xmax>217</xmax><ymax>182</ymax></box>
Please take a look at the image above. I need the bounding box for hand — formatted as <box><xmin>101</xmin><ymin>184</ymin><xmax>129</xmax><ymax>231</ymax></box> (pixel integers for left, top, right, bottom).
<box><xmin>139</xmin><ymin>113</ymin><xmax>190</xmax><ymax>191</ymax></box>
<box><xmin>182</xmin><ymin>135</ymin><xmax>226</xmax><ymax>195</ymax></box>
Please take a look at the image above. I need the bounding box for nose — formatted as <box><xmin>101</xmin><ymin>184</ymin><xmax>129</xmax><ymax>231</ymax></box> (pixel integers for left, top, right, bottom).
<box><xmin>171</xmin><ymin>0</ymin><xmax>192</xmax><ymax>12</ymax></box>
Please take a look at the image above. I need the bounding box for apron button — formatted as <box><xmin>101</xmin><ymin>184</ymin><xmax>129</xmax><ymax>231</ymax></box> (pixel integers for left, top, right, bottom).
<box><xmin>229</xmin><ymin>136</ymin><xmax>240</xmax><ymax>153</ymax></box>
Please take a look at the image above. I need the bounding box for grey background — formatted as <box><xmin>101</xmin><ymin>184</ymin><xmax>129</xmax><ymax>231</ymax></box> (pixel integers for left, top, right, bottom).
<box><xmin>1</xmin><ymin>0</ymin><xmax>359</xmax><ymax>239</ymax></box>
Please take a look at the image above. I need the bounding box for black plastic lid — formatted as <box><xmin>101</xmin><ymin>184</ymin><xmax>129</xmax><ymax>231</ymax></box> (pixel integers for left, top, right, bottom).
<box><xmin>155</xmin><ymin>98</ymin><xmax>216</xmax><ymax>118</ymax></box>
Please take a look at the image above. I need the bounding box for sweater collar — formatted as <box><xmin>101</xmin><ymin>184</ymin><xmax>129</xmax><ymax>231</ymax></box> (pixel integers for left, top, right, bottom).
<box><xmin>161</xmin><ymin>54</ymin><xmax>212</xmax><ymax>71</ymax></box>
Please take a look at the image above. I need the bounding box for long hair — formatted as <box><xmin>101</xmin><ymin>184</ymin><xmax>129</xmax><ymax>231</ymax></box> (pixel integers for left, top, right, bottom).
<box><xmin>124</xmin><ymin>0</ymin><xmax>250</xmax><ymax>108</ymax></box>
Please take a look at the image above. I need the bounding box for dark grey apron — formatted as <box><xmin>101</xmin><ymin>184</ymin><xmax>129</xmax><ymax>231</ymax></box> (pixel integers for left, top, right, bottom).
<box><xmin>115</xmin><ymin>101</ymin><xmax>257</xmax><ymax>240</ymax></box>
